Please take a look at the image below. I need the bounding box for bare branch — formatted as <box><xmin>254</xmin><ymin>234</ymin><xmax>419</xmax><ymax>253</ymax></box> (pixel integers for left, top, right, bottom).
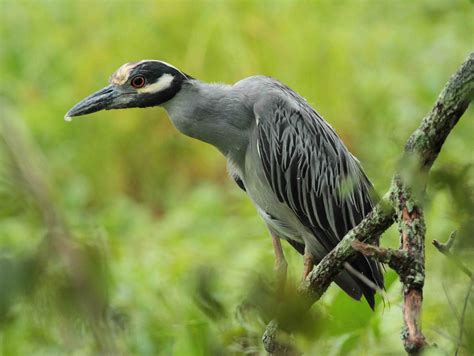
<box><xmin>433</xmin><ymin>230</ymin><xmax>457</xmax><ymax>254</ymax></box>
<box><xmin>433</xmin><ymin>231</ymin><xmax>472</xmax><ymax>278</ymax></box>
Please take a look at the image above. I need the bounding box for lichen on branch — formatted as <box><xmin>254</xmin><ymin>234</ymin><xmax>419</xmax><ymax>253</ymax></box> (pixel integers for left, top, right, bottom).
<box><xmin>263</xmin><ymin>52</ymin><xmax>473</xmax><ymax>355</ymax></box>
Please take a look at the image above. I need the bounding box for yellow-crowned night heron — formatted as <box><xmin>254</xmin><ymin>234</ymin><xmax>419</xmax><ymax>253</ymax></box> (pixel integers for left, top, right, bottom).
<box><xmin>65</xmin><ymin>60</ymin><xmax>384</xmax><ymax>308</ymax></box>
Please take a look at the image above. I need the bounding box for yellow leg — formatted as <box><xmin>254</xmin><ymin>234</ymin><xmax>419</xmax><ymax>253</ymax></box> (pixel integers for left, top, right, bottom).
<box><xmin>271</xmin><ymin>234</ymin><xmax>287</xmax><ymax>296</ymax></box>
<box><xmin>303</xmin><ymin>250</ymin><xmax>314</xmax><ymax>280</ymax></box>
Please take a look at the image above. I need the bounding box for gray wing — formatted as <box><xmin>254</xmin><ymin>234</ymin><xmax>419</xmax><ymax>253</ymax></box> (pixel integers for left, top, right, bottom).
<box><xmin>255</xmin><ymin>95</ymin><xmax>374</xmax><ymax>250</ymax></box>
<box><xmin>254</xmin><ymin>90</ymin><xmax>383</xmax><ymax>306</ymax></box>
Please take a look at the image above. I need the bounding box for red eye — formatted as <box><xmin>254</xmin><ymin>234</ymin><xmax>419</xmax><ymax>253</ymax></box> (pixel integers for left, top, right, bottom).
<box><xmin>131</xmin><ymin>75</ymin><xmax>146</xmax><ymax>88</ymax></box>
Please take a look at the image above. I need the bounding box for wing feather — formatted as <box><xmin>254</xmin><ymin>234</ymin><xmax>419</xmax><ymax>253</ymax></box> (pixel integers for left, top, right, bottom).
<box><xmin>254</xmin><ymin>90</ymin><xmax>384</xmax><ymax>303</ymax></box>
<box><xmin>256</xmin><ymin>96</ymin><xmax>374</xmax><ymax>244</ymax></box>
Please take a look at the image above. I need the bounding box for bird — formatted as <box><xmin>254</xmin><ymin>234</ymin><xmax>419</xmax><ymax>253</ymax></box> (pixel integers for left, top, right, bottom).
<box><xmin>65</xmin><ymin>60</ymin><xmax>384</xmax><ymax>308</ymax></box>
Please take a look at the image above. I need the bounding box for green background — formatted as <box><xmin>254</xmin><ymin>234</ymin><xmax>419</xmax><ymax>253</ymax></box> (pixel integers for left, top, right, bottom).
<box><xmin>0</xmin><ymin>0</ymin><xmax>473</xmax><ymax>355</ymax></box>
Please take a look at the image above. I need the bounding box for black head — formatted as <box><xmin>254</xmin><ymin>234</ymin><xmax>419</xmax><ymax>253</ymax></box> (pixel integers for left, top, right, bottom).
<box><xmin>65</xmin><ymin>60</ymin><xmax>192</xmax><ymax>120</ymax></box>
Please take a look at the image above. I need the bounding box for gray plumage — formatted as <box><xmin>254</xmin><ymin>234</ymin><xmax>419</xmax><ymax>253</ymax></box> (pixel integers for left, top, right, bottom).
<box><xmin>65</xmin><ymin>61</ymin><xmax>384</xmax><ymax>308</ymax></box>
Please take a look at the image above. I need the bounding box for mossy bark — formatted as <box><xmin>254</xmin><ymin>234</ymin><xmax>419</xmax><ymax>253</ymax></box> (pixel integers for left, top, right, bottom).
<box><xmin>263</xmin><ymin>53</ymin><xmax>473</xmax><ymax>355</ymax></box>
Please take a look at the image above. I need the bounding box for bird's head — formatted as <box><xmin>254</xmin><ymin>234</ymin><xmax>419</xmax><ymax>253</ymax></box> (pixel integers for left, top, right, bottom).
<box><xmin>65</xmin><ymin>60</ymin><xmax>192</xmax><ymax>121</ymax></box>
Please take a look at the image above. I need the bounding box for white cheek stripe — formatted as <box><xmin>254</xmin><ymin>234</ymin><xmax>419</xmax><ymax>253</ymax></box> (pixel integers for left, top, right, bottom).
<box><xmin>137</xmin><ymin>74</ymin><xmax>174</xmax><ymax>94</ymax></box>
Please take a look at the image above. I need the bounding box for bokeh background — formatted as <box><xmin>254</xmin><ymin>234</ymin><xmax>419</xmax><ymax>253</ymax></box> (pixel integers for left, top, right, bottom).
<box><xmin>1</xmin><ymin>0</ymin><xmax>473</xmax><ymax>355</ymax></box>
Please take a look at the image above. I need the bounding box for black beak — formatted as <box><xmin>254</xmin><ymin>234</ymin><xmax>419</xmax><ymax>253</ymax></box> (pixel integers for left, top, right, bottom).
<box><xmin>65</xmin><ymin>85</ymin><xmax>120</xmax><ymax>121</ymax></box>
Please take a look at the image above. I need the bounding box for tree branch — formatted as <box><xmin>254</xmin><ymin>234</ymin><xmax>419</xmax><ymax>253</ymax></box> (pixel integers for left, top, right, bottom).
<box><xmin>433</xmin><ymin>231</ymin><xmax>472</xmax><ymax>278</ymax></box>
<box><xmin>263</xmin><ymin>53</ymin><xmax>473</xmax><ymax>354</ymax></box>
<box><xmin>352</xmin><ymin>240</ymin><xmax>411</xmax><ymax>272</ymax></box>
<box><xmin>391</xmin><ymin>177</ymin><xmax>427</xmax><ymax>354</ymax></box>
<box><xmin>390</xmin><ymin>51</ymin><xmax>473</xmax><ymax>354</ymax></box>
<box><xmin>432</xmin><ymin>230</ymin><xmax>457</xmax><ymax>255</ymax></box>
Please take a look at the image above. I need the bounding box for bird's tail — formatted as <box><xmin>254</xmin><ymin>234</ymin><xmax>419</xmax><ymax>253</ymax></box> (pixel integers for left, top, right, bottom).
<box><xmin>334</xmin><ymin>255</ymin><xmax>384</xmax><ymax>309</ymax></box>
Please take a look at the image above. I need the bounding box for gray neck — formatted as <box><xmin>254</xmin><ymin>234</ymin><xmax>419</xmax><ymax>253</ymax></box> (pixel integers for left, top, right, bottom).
<box><xmin>162</xmin><ymin>80</ymin><xmax>252</xmax><ymax>164</ymax></box>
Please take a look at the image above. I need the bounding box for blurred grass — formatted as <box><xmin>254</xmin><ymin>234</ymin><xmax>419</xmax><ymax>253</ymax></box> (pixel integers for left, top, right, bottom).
<box><xmin>0</xmin><ymin>0</ymin><xmax>473</xmax><ymax>355</ymax></box>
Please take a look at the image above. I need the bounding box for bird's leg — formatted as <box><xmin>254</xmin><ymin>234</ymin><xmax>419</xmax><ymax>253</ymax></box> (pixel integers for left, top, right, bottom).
<box><xmin>271</xmin><ymin>234</ymin><xmax>287</xmax><ymax>297</ymax></box>
<box><xmin>303</xmin><ymin>248</ymin><xmax>314</xmax><ymax>280</ymax></box>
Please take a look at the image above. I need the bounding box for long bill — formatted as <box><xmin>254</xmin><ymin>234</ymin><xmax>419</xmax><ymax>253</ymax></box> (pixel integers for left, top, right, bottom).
<box><xmin>64</xmin><ymin>85</ymin><xmax>119</xmax><ymax>121</ymax></box>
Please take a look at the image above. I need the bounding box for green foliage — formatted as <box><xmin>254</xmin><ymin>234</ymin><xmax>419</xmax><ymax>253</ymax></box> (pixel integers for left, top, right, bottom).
<box><xmin>0</xmin><ymin>0</ymin><xmax>473</xmax><ymax>355</ymax></box>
